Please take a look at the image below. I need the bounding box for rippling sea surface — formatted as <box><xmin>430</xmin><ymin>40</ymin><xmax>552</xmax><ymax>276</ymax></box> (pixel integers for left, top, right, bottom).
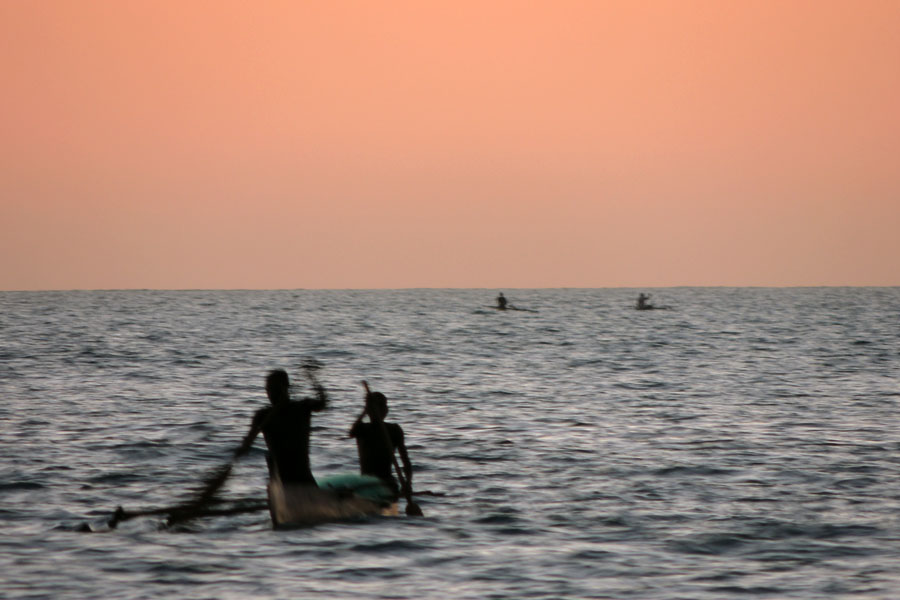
<box><xmin>1</xmin><ymin>288</ymin><xmax>899</xmax><ymax>599</ymax></box>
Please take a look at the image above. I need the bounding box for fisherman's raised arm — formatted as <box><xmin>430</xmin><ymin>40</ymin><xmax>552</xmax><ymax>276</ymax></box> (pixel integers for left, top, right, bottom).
<box><xmin>308</xmin><ymin>383</ymin><xmax>329</xmax><ymax>412</ymax></box>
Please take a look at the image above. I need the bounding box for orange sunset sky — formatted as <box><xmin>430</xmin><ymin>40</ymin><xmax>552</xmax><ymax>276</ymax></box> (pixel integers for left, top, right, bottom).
<box><xmin>2</xmin><ymin>1</ymin><xmax>898</xmax><ymax>290</ymax></box>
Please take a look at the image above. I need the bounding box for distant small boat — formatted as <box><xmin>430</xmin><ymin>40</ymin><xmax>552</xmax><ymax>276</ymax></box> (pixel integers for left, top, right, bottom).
<box><xmin>488</xmin><ymin>305</ymin><xmax>539</xmax><ymax>313</ymax></box>
<box><xmin>267</xmin><ymin>473</ymin><xmax>397</xmax><ymax>528</ymax></box>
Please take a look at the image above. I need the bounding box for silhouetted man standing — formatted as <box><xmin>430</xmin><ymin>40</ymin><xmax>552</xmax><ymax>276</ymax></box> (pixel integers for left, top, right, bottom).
<box><xmin>239</xmin><ymin>368</ymin><xmax>328</xmax><ymax>485</ymax></box>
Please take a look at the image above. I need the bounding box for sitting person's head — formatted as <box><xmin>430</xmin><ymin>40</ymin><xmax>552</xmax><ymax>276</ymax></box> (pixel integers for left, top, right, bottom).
<box><xmin>366</xmin><ymin>391</ymin><xmax>388</xmax><ymax>420</ymax></box>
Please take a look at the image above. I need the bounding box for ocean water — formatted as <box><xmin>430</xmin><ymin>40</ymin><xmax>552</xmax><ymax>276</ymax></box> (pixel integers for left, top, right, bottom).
<box><xmin>1</xmin><ymin>287</ymin><xmax>899</xmax><ymax>599</ymax></box>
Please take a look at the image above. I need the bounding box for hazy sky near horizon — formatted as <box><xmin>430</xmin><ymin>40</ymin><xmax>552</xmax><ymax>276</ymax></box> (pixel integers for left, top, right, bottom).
<box><xmin>2</xmin><ymin>1</ymin><xmax>899</xmax><ymax>290</ymax></box>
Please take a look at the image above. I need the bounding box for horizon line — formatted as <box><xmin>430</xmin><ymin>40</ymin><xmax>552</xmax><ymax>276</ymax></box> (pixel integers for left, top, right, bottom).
<box><xmin>2</xmin><ymin>284</ymin><xmax>898</xmax><ymax>293</ymax></box>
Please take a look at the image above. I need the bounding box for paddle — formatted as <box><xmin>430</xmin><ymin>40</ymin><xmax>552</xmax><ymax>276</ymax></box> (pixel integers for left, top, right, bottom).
<box><xmin>361</xmin><ymin>381</ymin><xmax>423</xmax><ymax>516</ymax></box>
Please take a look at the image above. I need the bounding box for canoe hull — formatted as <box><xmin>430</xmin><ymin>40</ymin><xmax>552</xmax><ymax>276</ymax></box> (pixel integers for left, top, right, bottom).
<box><xmin>267</xmin><ymin>475</ymin><xmax>396</xmax><ymax>528</ymax></box>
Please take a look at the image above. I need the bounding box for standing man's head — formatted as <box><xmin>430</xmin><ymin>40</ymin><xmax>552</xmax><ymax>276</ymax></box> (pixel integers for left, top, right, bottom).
<box><xmin>266</xmin><ymin>369</ymin><xmax>291</xmax><ymax>405</ymax></box>
<box><xmin>366</xmin><ymin>391</ymin><xmax>389</xmax><ymax>421</ymax></box>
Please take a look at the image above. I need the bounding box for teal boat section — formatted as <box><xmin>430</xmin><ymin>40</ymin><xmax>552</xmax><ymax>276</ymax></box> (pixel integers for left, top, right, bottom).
<box><xmin>318</xmin><ymin>473</ymin><xmax>395</xmax><ymax>505</ymax></box>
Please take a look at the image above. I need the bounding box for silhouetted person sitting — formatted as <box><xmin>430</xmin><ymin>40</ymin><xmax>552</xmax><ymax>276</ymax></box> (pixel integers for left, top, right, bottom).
<box><xmin>348</xmin><ymin>391</ymin><xmax>413</xmax><ymax>499</ymax></box>
<box><xmin>238</xmin><ymin>368</ymin><xmax>328</xmax><ymax>486</ymax></box>
<box><xmin>637</xmin><ymin>293</ymin><xmax>651</xmax><ymax>310</ymax></box>
<box><xmin>497</xmin><ymin>292</ymin><xmax>508</xmax><ymax>310</ymax></box>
